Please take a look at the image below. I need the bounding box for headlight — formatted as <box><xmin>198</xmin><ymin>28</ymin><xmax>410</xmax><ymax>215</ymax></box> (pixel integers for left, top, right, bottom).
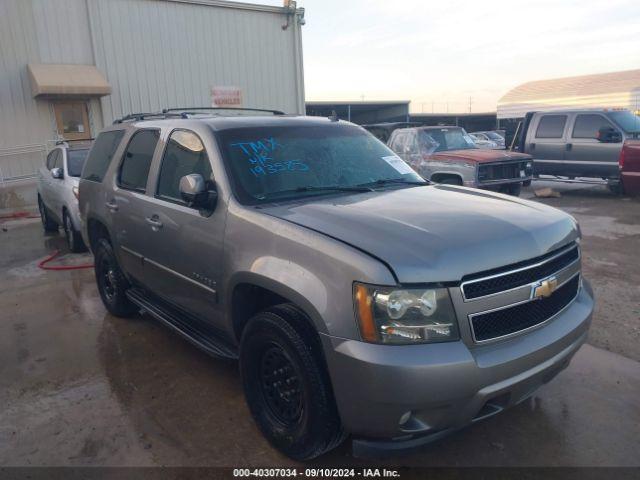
<box><xmin>354</xmin><ymin>283</ymin><xmax>459</xmax><ymax>344</ymax></box>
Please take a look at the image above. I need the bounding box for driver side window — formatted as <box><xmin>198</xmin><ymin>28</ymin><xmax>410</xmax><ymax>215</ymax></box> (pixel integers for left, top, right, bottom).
<box><xmin>156</xmin><ymin>130</ymin><xmax>213</xmax><ymax>205</ymax></box>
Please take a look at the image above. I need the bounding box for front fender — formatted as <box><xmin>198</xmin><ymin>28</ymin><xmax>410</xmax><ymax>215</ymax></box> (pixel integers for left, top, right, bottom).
<box><xmin>227</xmin><ymin>267</ymin><xmax>328</xmax><ymax>335</ymax></box>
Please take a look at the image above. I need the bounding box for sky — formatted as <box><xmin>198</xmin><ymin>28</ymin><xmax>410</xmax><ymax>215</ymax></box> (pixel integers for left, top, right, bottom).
<box><xmin>262</xmin><ymin>0</ymin><xmax>640</xmax><ymax>113</ymax></box>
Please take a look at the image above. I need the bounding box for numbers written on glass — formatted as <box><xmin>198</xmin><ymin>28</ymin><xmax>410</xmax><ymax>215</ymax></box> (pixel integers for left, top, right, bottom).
<box><xmin>230</xmin><ymin>138</ymin><xmax>309</xmax><ymax>177</ymax></box>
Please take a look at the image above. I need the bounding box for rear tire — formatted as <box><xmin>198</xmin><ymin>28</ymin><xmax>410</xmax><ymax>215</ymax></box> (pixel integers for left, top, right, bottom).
<box><xmin>94</xmin><ymin>238</ymin><xmax>138</xmax><ymax>317</ymax></box>
<box><xmin>63</xmin><ymin>211</ymin><xmax>87</xmax><ymax>253</ymax></box>
<box><xmin>240</xmin><ymin>304</ymin><xmax>345</xmax><ymax>460</ymax></box>
<box><xmin>38</xmin><ymin>196</ymin><xmax>58</xmax><ymax>232</ymax></box>
<box><xmin>522</xmin><ymin>179</ymin><xmax>532</xmax><ymax>187</ymax></box>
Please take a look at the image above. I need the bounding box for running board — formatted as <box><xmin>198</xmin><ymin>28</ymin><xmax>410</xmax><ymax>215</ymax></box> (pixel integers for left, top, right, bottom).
<box><xmin>126</xmin><ymin>288</ymin><xmax>238</xmax><ymax>360</ymax></box>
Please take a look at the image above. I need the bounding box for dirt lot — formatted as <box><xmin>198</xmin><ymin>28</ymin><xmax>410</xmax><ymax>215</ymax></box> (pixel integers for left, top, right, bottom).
<box><xmin>0</xmin><ymin>181</ymin><xmax>639</xmax><ymax>467</ymax></box>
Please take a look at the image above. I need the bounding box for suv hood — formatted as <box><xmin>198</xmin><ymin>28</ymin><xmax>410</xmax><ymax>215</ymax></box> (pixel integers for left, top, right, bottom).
<box><xmin>430</xmin><ymin>149</ymin><xmax>531</xmax><ymax>164</ymax></box>
<box><xmin>261</xmin><ymin>186</ymin><xmax>578</xmax><ymax>283</ymax></box>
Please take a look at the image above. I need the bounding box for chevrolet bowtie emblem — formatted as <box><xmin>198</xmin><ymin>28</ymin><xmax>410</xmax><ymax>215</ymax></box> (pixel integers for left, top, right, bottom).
<box><xmin>533</xmin><ymin>277</ymin><xmax>558</xmax><ymax>299</ymax></box>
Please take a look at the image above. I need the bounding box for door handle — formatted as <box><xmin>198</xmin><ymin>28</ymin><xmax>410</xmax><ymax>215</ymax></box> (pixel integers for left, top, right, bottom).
<box><xmin>566</xmin><ymin>143</ymin><xmax>572</xmax><ymax>151</ymax></box>
<box><xmin>105</xmin><ymin>201</ymin><xmax>118</xmax><ymax>212</ymax></box>
<box><xmin>145</xmin><ymin>216</ymin><xmax>163</xmax><ymax>230</ymax></box>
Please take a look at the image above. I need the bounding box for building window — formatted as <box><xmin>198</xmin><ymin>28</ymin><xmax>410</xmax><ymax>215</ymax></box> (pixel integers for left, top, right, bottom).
<box><xmin>53</xmin><ymin>102</ymin><xmax>91</xmax><ymax>140</ymax></box>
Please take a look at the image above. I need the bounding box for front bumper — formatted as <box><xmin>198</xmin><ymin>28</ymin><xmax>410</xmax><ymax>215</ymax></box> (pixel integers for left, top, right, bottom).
<box><xmin>321</xmin><ymin>280</ymin><xmax>594</xmax><ymax>454</ymax></box>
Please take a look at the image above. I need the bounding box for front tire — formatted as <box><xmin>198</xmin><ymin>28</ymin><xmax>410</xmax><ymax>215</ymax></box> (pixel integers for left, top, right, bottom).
<box><xmin>38</xmin><ymin>196</ymin><xmax>58</xmax><ymax>232</ymax></box>
<box><xmin>240</xmin><ymin>305</ymin><xmax>344</xmax><ymax>460</ymax></box>
<box><xmin>63</xmin><ymin>211</ymin><xmax>87</xmax><ymax>253</ymax></box>
<box><xmin>94</xmin><ymin>238</ymin><xmax>138</xmax><ymax>317</ymax></box>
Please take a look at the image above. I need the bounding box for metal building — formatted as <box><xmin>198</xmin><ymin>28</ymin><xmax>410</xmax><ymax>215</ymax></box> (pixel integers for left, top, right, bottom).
<box><xmin>0</xmin><ymin>0</ymin><xmax>305</xmax><ymax>209</ymax></box>
<box><xmin>305</xmin><ymin>101</ymin><xmax>410</xmax><ymax>125</ymax></box>
<box><xmin>497</xmin><ymin>69</ymin><xmax>640</xmax><ymax>120</ymax></box>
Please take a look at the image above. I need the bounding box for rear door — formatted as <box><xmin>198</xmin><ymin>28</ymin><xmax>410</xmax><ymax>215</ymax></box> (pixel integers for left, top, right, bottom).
<box><xmin>110</xmin><ymin>129</ymin><xmax>161</xmax><ymax>283</ymax></box>
<box><xmin>139</xmin><ymin>128</ymin><xmax>225</xmax><ymax>326</ymax></box>
<box><xmin>566</xmin><ymin>113</ymin><xmax>622</xmax><ymax>179</ymax></box>
<box><xmin>528</xmin><ymin>114</ymin><xmax>568</xmax><ymax>176</ymax></box>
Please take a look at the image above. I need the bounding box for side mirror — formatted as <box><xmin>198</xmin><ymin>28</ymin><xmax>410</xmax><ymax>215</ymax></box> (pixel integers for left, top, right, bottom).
<box><xmin>51</xmin><ymin>167</ymin><xmax>64</xmax><ymax>179</ymax></box>
<box><xmin>179</xmin><ymin>174</ymin><xmax>217</xmax><ymax>210</ymax></box>
<box><xmin>597</xmin><ymin>127</ymin><xmax>622</xmax><ymax>143</ymax></box>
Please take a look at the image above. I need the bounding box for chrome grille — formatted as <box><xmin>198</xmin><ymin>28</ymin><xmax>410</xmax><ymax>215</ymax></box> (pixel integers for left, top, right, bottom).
<box><xmin>470</xmin><ymin>275</ymin><xmax>580</xmax><ymax>342</ymax></box>
<box><xmin>462</xmin><ymin>244</ymin><xmax>580</xmax><ymax>301</ymax></box>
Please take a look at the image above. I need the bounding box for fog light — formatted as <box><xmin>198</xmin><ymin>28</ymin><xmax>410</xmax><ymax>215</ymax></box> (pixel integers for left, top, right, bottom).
<box><xmin>399</xmin><ymin>411</ymin><xmax>412</xmax><ymax>425</ymax></box>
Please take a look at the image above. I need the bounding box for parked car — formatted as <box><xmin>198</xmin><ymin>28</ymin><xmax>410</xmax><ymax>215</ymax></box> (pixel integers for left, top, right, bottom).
<box><xmin>515</xmin><ymin>109</ymin><xmax>640</xmax><ymax>193</ymax></box>
<box><xmin>37</xmin><ymin>140</ymin><xmax>91</xmax><ymax>251</ymax></box>
<box><xmin>620</xmin><ymin>138</ymin><xmax>640</xmax><ymax>195</ymax></box>
<box><xmin>387</xmin><ymin>126</ymin><xmax>532</xmax><ymax>195</ymax></box>
<box><xmin>471</xmin><ymin>131</ymin><xmax>506</xmax><ymax>149</ymax></box>
<box><xmin>361</xmin><ymin>122</ymin><xmax>422</xmax><ymax>144</ymax></box>
<box><xmin>468</xmin><ymin>133</ymin><xmax>499</xmax><ymax>149</ymax></box>
<box><xmin>80</xmin><ymin>110</ymin><xmax>593</xmax><ymax>460</ymax></box>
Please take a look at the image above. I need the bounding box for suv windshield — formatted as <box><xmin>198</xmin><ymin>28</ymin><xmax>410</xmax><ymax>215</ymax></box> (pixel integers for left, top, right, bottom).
<box><xmin>218</xmin><ymin>124</ymin><xmax>425</xmax><ymax>204</ymax></box>
<box><xmin>417</xmin><ymin>127</ymin><xmax>477</xmax><ymax>153</ymax></box>
<box><xmin>608</xmin><ymin>110</ymin><xmax>640</xmax><ymax>134</ymax></box>
<box><xmin>67</xmin><ymin>149</ymin><xmax>90</xmax><ymax>177</ymax></box>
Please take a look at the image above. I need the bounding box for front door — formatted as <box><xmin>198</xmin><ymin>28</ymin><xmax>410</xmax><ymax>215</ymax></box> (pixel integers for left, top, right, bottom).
<box><xmin>53</xmin><ymin>102</ymin><xmax>91</xmax><ymax>140</ymax></box>
<box><xmin>140</xmin><ymin>129</ymin><xmax>224</xmax><ymax>328</ymax></box>
<box><xmin>566</xmin><ymin>113</ymin><xmax>622</xmax><ymax>179</ymax></box>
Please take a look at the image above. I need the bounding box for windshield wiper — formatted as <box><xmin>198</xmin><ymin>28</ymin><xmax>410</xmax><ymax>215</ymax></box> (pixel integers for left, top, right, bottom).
<box><xmin>357</xmin><ymin>178</ymin><xmax>431</xmax><ymax>188</ymax></box>
<box><xmin>259</xmin><ymin>185</ymin><xmax>374</xmax><ymax>200</ymax></box>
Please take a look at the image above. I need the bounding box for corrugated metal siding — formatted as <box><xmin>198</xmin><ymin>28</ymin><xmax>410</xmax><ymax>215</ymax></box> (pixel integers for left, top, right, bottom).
<box><xmin>87</xmin><ymin>0</ymin><xmax>304</xmax><ymax>123</ymax></box>
<box><xmin>498</xmin><ymin>70</ymin><xmax>640</xmax><ymax>119</ymax></box>
<box><xmin>0</xmin><ymin>0</ymin><xmax>98</xmax><ymax>181</ymax></box>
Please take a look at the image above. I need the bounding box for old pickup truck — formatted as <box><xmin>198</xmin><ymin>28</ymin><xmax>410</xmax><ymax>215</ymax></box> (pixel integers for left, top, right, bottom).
<box><xmin>386</xmin><ymin>125</ymin><xmax>533</xmax><ymax>196</ymax></box>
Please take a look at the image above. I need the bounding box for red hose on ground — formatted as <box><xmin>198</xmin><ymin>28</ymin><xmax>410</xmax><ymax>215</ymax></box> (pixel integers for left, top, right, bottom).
<box><xmin>38</xmin><ymin>250</ymin><xmax>94</xmax><ymax>271</ymax></box>
<box><xmin>0</xmin><ymin>211</ymin><xmax>40</xmax><ymax>220</ymax></box>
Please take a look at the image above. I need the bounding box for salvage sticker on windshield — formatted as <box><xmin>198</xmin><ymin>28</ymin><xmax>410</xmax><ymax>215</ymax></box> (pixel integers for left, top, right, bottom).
<box><xmin>382</xmin><ymin>155</ymin><xmax>415</xmax><ymax>175</ymax></box>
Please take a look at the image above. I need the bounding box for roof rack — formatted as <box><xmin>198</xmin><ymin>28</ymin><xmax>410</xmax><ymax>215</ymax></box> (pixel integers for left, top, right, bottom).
<box><xmin>55</xmin><ymin>138</ymin><xmax>95</xmax><ymax>146</ymax></box>
<box><xmin>162</xmin><ymin>107</ymin><xmax>286</xmax><ymax>116</ymax></box>
<box><xmin>113</xmin><ymin>112</ymin><xmax>187</xmax><ymax>124</ymax></box>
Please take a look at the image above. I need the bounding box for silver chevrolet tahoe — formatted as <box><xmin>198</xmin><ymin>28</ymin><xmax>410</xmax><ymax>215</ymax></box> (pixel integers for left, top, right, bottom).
<box><xmin>79</xmin><ymin>109</ymin><xmax>594</xmax><ymax>460</ymax></box>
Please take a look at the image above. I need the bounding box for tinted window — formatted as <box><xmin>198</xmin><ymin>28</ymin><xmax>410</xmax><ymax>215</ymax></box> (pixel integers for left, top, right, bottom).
<box><xmin>82</xmin><ymin>130</ymin><xmax>125</xmax><ymax>182</ymax></box>
<box><xmin>118</xmin><ymin>130</ymin><xmax>159</xmax><ymax>192</ymax></box>
<box><xmin>157</xmin><ymin>130</ymin><xmax>212</xmax><ymax>204</ymax></box>
<box><xmin>572</xmin><ymin>114</ymin><xmax>615</xmax><ymax>139</ymax></box>
<box><xmin>535</xmin><ymin>115</ymin><xmax>567</xmax><ymax>138</ymax></box>
<box><xmin>46</xmin><ymin>150</ymin><xmax>58</xmax><ymax>169</ymax></box>
<box><xmin>67</xmin><ymin>149</ymin><xmax>90</xmax><ymax>177</ymax></box>
<box><xmin>218</xmin><ymin>124</ymin><xmax>423</xmax><ymax>205</ymax></box>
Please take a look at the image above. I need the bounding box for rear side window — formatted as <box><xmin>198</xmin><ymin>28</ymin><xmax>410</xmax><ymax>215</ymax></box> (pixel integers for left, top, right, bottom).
<box><xmin>118</xmin><ymin>129</ymin><xmax>159</xmax><ymax>192</ymax></box>
<box><xmin>572</xmin><ymin>114</ymin><xmax>615</xmax><ymax>139</ymax></box>
<box><xmin>82</xmin><ymin>130</ymin><xmax>125</xmax><ymax>182</ymax></box>
<box><xmin>535</xmin><ymin>115</ymin><xmax>567</xmax><ymax>138</ymax></box>
<box><xmin>389</xmin><ymin>132</ymin><xmax>406</xmax><ymax>153</ymax></box>
<box><xmin>53</xmin><ymin>151</ymin><xmax>63</xmax><ymax>169</ymax></box>
<box><xmin>157</xmin><ymin>130</ymin><xmax>212</xmax><ymax>204</ymax></box>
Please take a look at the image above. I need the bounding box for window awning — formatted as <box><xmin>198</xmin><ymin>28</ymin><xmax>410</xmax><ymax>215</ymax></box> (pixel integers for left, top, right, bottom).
<box><xmin>27</xmin><ymin>64</ymin><xmax>111</xmax><ymax>98</ymax></box>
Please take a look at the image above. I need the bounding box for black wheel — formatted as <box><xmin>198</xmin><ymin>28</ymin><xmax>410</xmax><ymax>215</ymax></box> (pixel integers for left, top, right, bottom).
<box><xmin>240</xmin><ymin>304</ymin><xmax>345</xmax><ymax>460</ymax></box>
<box><xmin>94</xmin><ymin>238</ymin><xmax>138</xmax><ymax>317</ymax></box>
<box><xmin>507</xmin><ymin>183</ymin><xmax>522</xmax><ymax>196</ymax></box>
<box><xmin>439</xmin><ymin>177</ymin><xmax>463</xmax><ymax>186</ymax></box>
<box><xmin>63</xmin><ymin>211</ymin><xmax>87</xmax><ymax>253</ymax></box>
<box><xmin>38</xmin><ymin>196</ymin><xmax>58</xmax><ymax>232</ymax></box>
<box><xmin>522</xmin><ymin>179</ymin><xmax>532</xmax><ymax>187</ymax></box>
